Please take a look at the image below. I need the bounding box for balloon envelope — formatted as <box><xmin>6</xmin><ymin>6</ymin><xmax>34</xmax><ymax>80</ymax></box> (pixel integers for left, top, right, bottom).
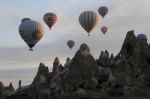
<box><xmin>21</xmin><ymin>18</ymin><xmax>31</xmax><ymax>23</ymax></box>
<box><xmin>19</xmin><ymin>19</ymin><xmax>44</xmax><ymax>51</ymax></box>
<box><xmin>79</xmin><ymin>11</ymin><xmax>99</xmax><ymax>36</ymax></box>
<box><xmin>67</xmin><ymin>40</ymin><xmax>75</xmax><ymax>49</ymax></box>
<box><xmin>98</xmin><ymin>6</ymin><xmax>108</xmax><ymax>18</ymax></box>
<box><xmin>101</xmin><ymin>26</ymin><xmax>108</xmax><ymax>34</ymax></box>
<box><xmin>43</xmin><ymin>13</ymin><xmax>57</xmax><ymax>29</ymax></box>
<box><xmin>137</xmin><ymin>34</ymin><xmax>147</xmax><ymax>40</ymax></box>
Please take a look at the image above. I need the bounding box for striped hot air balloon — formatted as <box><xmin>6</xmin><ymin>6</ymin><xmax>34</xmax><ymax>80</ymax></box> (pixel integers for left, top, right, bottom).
<box><xmin>19</xmin><ymin>19</ymin><xmax>44</xmax><ymax>51</ymax></box>
<box><xmin>43</xmin><ymin>13</ymin><xmax>57</xmax><ymax>29</ymax></box>
<box><xmin>79</xmin><ymin>11</ymin><xmax>99</xmax><ymax>36</ymax></box>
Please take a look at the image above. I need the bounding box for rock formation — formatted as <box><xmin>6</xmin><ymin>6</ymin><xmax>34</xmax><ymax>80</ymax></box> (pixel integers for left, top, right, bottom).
<box><xmin>0</xmin><ymin>82</ymin><xmax>15</xmax><ymax>99</ymax></box>
<box><xmin>1</xmin><ymin>30</ymin><xmax>150</xmax><ymax>99</ymax></box>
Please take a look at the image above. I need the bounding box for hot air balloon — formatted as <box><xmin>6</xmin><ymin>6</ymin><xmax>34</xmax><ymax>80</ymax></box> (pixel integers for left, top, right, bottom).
<box><xmin>21</xmin><ymin>18</ymin><xmax>31</xmax><ymax>23</ymax></box>
<box><xmin>137</xmin><ymin>34</ymin><xmax>147</xmax><ymax>41</ymax></box>
<box><xmin>101</xmin><ymin>26</ymin><xmax>108</xmax><ymax>34</ymax></box>
<box><xmin>67</xmin><ymin>40</ymin><xmax>75</xmax><ymax>49</ymax></box>
<box><xmin>98</xmin><ymin>6</ymin><xmax>108</xmax><ymax>18</ymax></box>
<box><xmin>19</xmin><ymin>18</ymin><xmax>44</xmax><ymax>51</ymax></box>
<box><xmin>43</xmin><ymin>13</ymin><xmax>57</xmax><ymax>29</ymax></box>
<box><xmin>79</xmin><ymin>11</ymin><xmax>99</xmax><ymax>36</ymax></box>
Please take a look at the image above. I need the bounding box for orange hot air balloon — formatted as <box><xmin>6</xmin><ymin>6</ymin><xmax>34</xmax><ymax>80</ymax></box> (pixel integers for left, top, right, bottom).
<box><xmin>67</xmin><ymin>40</ymin><xmax>75</xmax><ymax>49</ymax></box>
<box><xmin>79</xmin><ymin>11</ymin><xmax>99</xmax><ymax>36</ymax></box>
<box><xmin>43</xmin><ymin>13</ymin><xmax>57</xmax><ymax>29</ymax></box>
<box><xmin>101</xmin><ymin>26</ymin><xmax>108</xmax><ymax>35</ymax></box>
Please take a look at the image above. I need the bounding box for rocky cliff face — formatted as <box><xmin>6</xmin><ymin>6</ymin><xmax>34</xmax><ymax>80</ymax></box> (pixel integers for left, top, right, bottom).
<box><xmin>1</xmin><ymin>30</ymin><xmax>150</xmax><ymax>99</ymax></box>
<box><xmin>0</xmin><ymin>82</ymin><xmax>15</xmax><ymax>99</ymax></box>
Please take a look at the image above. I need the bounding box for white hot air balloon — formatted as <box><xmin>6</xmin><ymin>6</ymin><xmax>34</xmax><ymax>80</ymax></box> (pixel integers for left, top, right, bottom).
<box><xmin>19</xmin><ymin>18</ymin><xmax>44</xmax><ymax>51</ymax></box>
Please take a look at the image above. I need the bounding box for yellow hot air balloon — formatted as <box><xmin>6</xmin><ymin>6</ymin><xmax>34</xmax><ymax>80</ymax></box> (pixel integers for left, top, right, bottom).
<box><xmin>79</xmin><ymin>11</ymin><xmax>99</xmax><ymax>36</ymax></box>
<box><xmin>19</xmin><ymin>18</ymin><xmax>44</xmax><ymax>51</ymax></box>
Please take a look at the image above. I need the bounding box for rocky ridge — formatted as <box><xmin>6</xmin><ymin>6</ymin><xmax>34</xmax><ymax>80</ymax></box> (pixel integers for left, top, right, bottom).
<box><xmin>1</xmin><ymin>30</ymin><xmax>150</xmax><ymax>99</ymax></box>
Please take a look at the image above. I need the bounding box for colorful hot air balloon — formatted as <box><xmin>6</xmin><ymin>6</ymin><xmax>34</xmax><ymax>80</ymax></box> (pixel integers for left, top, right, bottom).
<box><xmin>101</xmin><ymin>26</ymin><xmax>108</xmax><ymax>35</ymax></box>
<box><xmin>98</xmin><ymin>6</ymin><xmax>108</xmax><ymax>18</ymax></box>
<box><xmin>43</xmin><ymin>13</ymin><xmax>57</xmax><ymax>29</ymax></box>
<box><xmin>79</xmin><ymin>11</ymin><xmax>99</xmax><ymax>36</ymax></box>
<box><xmin>19</xmin><ymin>18</ymin><xmax>44</xmax><ymax>51</ymax></box>
<box><xmin>67</xmin><ymin>40</ymin><xmax>75</xmax><ymax>49</ymax></box>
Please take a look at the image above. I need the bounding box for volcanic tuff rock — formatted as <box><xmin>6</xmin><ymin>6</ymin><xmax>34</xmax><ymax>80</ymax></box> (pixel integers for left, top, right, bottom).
<box><xmin>1</xmin><ymin>30</ymin><xmax>150</xmax><ymax>99</ymax></box>
<box><xmin>0</xmin><ymin>82</ymin><xmax>15</xmax><ymax>99</ymax></box>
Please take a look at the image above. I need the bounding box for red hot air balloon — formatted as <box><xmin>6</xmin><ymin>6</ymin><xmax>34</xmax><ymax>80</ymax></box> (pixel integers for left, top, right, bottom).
<box><xmin>67</xmin><ymin>40</ymin><xmax>75</xmax><ymax>49</ymax></box>
<box><xmin>98</xmin><ymin>6</ymin><xmax>108</xmax><ymax>18</ymax></box>
<box><xmin>43</xmin><ymin>13</ymin><xmax>57</xmax><ymax>29</ymax></box>
<box><xmin>101</xmin><ymin>26</ymin><xmax>108</xmax><ymax>34</ymax></box>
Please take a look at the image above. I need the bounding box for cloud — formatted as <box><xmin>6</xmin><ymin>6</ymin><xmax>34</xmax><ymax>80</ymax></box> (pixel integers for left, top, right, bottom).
<box><xmin>0</xmin><ymin>38</ymin><xmax>79</xmax><ymax>70</ymax></box>
<box><xmin>0</xmin><ymin>68</ymin><xmax>37</xmax><ymax>88</ymax></box>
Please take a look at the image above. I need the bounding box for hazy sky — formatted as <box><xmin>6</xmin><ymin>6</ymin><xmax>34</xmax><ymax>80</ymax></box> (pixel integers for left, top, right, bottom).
<box><xmin>0</xmin><ymin>0</ymin><xmax>150</xmax><ymax>88</ymax></box>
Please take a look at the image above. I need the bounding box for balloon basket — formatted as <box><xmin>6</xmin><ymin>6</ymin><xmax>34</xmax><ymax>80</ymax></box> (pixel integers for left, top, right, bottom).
<box><xmin>29</xmin><ymin>48</ymin><xmax>33</xmax><ymax>51</ymax></box>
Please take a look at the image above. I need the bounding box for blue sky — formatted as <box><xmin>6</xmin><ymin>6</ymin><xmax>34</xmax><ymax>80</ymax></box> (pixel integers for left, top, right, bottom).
<box><xmin>0</xmin><ymin>0</ymin><xmax>150</xmax><ymax>88</ymax></box>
